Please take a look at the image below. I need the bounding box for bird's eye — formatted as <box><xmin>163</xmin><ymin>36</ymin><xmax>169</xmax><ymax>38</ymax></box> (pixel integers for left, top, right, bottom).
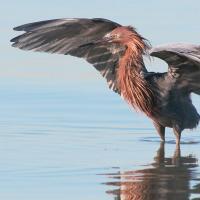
<box><xmin>104</xmin><ymin>33</ymin><xmax>119</xmax><ymax>40</ymax></box>
<box><xmin>112</xmin><ymin>34</ymin><xmax>119</xmax><ymax>39</ymax></box>
<box><xmin>172</xmin><ymin>72</ymin><xmax>180</xmax><ymax>78</ymax></box>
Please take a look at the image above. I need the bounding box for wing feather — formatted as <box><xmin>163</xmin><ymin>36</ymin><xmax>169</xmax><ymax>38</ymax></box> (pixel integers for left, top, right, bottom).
<box><xmin>150</xmin><ymin>43</ymin><xmax>200</xmax><ymax>95</ymax></box>
<box><xmin>11</xmin><ymin>18</ymin><xmax>123</xmax><ymax>92</ymax></box>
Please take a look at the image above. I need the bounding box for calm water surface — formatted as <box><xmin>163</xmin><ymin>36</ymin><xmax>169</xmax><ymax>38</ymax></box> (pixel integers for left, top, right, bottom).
<box><xmin>0</xmin><ymin>85</ymin><xmax>199</xmax><ymax>200</ymax></box>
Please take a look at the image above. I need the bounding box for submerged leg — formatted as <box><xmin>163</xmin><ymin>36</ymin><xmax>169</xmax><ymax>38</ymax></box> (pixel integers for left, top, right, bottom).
<box><xmin>173</xmin><ymin>125</ymin><xmax>182</xmax><ymax>145</ymax></box>
<box><xmin>153</xmin><ymin>122</ymin><xmax>165</xmax><ymax>142</ymax></box>
<box><xmin>154</xmin><ymin>141</ymin><xmax>165</xmax><ymax>165</ymax></box>
<box><xmin>172</xmin><ymin>143</ymin><xmax>181</xmax><ymax>166</ymax></box>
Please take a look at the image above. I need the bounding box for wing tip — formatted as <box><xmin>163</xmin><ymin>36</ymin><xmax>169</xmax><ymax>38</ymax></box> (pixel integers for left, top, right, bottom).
<box><xmin>10</xmin><ymin>35</ymin><xmax>17</xmax><ymax>42</ymax></box>
<box><xmin>13</xmin><ymin>23</ymin><xmax>29</xmax><ymax>31</ymax></box>
<box><xmin>13</xmin><ymin>26</ymin><xmax>21</xmax><ymax>31</ymax></box>
<box><xmin>10</xmin><ymin>34</ymin><xmax>21</xmax><ymax>43</ymax></box>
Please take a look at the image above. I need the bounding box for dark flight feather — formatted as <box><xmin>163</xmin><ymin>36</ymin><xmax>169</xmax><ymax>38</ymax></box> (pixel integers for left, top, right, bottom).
<box><xmin>150</xmin><ymin>43</ymin><xmax>200</xmax><ymax>95</ymax></box>
<box><xmin>11</xmin><ymin>18</ymin><xmax>124</xmax><ymax>91</ymax></box>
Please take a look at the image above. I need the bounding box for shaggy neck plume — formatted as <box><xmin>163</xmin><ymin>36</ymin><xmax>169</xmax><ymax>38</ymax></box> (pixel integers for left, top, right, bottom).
<box><xmin>116</xmin><ymin>28</ymin><xmax>155</xmax><ymax>116</ymax></box>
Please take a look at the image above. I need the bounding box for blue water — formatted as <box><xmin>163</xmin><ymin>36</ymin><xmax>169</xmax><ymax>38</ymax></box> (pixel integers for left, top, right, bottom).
<box><xmin>0</xmin><ymin>85</ymin><xmax>199</xmax><ymax>200</ymax></box>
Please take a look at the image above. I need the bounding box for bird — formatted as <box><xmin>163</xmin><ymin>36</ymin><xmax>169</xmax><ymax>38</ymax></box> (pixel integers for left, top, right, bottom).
<box><xmin>10</xmin><ymin>18</ymin><xmax>200</xmax><ymax>145</ymax></box>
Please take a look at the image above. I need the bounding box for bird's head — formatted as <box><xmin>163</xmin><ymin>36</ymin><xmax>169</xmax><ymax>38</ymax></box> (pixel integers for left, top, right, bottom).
<box><xmin>104</xmin><ymin>26</ymin><xmax>150</xmax><ymax>53</ymax></box>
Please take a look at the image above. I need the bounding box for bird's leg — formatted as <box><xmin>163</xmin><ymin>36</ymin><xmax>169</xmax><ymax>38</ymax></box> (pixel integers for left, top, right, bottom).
<box><xmin>153</xmin><ymin>122</ymin><xmax>165</xmax><ymax>142</ymax></box>
<box><xmin>173</xmin><ymin>125</ymin><xmax>182</xmax><ymax>146</ymax></box>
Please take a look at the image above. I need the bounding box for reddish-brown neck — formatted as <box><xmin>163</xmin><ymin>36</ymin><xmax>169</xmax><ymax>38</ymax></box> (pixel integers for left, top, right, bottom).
<box><xmin>117</xmin><ymin>43</ymin><xmax>155</xmax><ymax>117</ymax></box>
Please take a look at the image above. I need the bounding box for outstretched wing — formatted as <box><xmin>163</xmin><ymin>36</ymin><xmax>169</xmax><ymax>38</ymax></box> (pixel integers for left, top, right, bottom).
<box><xmin>150</xmin><ymin>43</ymin><xmax>200</xmax><ymax>95</ymax></box>
<box><xmin>11</xmin><ymin>18</ymin><xmax>129</xmax><ymax>92</ymax></box>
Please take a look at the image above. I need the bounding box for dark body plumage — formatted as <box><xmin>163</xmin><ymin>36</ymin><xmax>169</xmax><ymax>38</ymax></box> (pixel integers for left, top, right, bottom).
<box><xmin>145</xmin><ymin>72</ymin><xmax>200</xmax><ymax>141</ymax></box>
<box><xmin>11</xmin><ymin>18</ymin><xmax>200</xmax><ymax>144</ymax></box>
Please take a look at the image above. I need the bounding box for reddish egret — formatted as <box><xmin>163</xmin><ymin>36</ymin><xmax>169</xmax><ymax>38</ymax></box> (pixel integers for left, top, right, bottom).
<box><xmin>11</xmin><ymin>18</ymin><xmax>200</xmax><ymax>144</ymax></box>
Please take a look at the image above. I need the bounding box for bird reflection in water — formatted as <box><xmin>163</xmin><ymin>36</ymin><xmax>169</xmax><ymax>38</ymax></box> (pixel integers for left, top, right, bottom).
<box><xmin>105</xmin><ymin>143</ymin><xmax>200</xmax><ymax>200</ymax></box>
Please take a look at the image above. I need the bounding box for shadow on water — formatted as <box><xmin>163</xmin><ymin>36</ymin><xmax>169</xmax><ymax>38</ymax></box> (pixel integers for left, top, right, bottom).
<box><xmin>104</xmin><ymin>142</ymin><xmax>200</xmax><ymax>200</ymax></box>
